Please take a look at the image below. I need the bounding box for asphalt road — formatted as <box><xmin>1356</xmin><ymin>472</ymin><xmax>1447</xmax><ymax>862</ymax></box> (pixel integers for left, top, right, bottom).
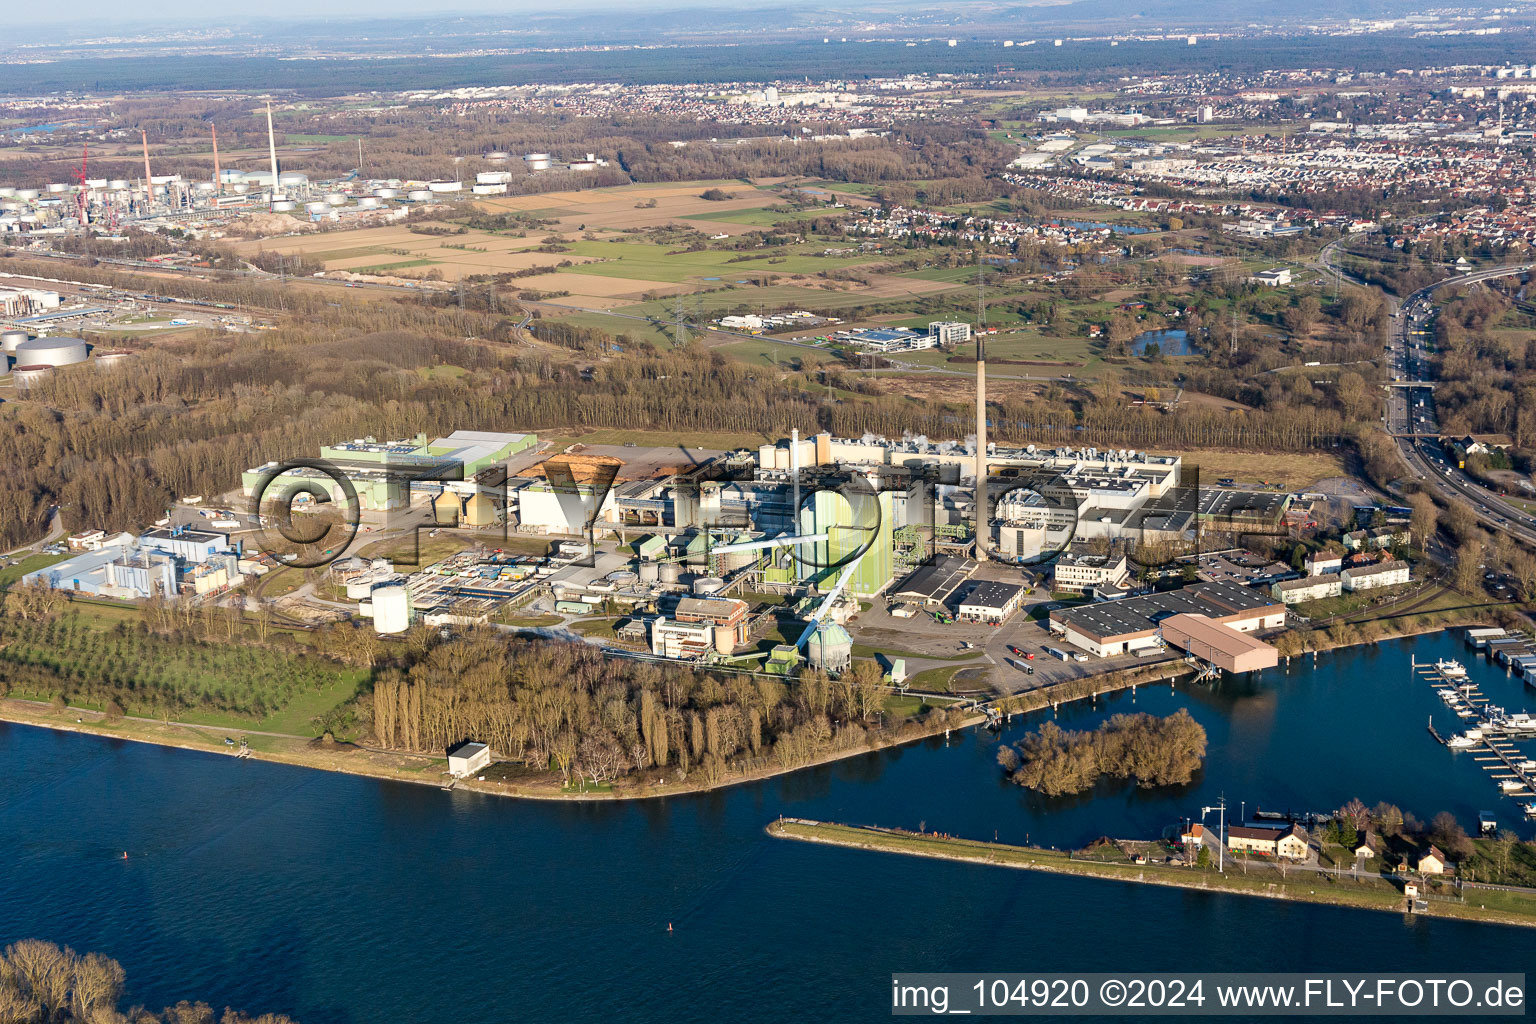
<box><xmin>1379</xmin><ymin>261</ymin><xmax>1536</xmax><ymax>547</ymax></box>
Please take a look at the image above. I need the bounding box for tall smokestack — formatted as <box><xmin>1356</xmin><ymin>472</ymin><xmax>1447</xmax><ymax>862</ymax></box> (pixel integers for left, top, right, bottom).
<box><xmin>790</xmin><ymin>427</ymin><xmax>802</xmax><ymax>567</ymax></box>
<box><xmin>211</xmin><ymin>123</ymin><xmax>221</xmax><ymax>194</ymax></box>
<box><xmin>265</xmin><ymin>103</ymin><xmax>281</xmax><ymax>206</ymax></box>
<box><xmin>975</xmin><ymin>333</ymin><xmax>988</xmax><ymax>560</ymax></box>
<box><xmin>141</xmin><ymin>130</ymin><xmax>153</xmax><ymax>204</ymax></box>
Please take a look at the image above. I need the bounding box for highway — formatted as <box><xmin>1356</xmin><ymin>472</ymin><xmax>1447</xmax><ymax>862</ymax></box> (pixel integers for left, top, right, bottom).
<box><xmin>1380</xmin><ymin>260</ymin><xmax>1536</xmax><ymax>547</ymax></box>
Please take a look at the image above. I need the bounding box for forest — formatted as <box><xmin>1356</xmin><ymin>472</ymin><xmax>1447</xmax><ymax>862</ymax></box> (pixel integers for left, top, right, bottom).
<box><xmin>997</xmin><ymin>710</ymin><xmax>1208</xmax><ymax>796</ymax></box>
<box><xmin>370</xmin><ymin>630</ymin><xmax>959</xmax><ymax>788</ymax></box>
<box><xmin>0</xmin><ymin>939</ymin><xmax>296</xmax><ymax>1024</ymax></box>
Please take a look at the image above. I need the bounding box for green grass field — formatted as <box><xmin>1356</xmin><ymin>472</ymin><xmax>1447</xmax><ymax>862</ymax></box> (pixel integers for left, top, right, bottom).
<box><xmin>0</xmin><ymin>552</ymin><xmax>68</xmax><ymax>588</ymax></box>
<box><xmin>558</xmin><ymin>239</ymin><xmax>885</xmax><ymax>284</ymax></box>
<box><xmin>681</xmin><ymin>206</ymin><xmax>827</xmax><ymax>227</ymax></box>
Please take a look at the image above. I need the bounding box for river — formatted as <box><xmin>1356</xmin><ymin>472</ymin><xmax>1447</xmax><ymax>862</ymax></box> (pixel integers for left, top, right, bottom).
<box><xmin>1</xmin><ymin>632</ymin><xmax>1531</xmax><ymax>1022</ymax></box>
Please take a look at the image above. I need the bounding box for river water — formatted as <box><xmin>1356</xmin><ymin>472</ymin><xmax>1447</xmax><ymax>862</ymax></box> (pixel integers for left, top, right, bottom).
<box><xmin>1</xmin><ymin>632</ymin><xmax>1531</xmax><ymax>1022</ymax></box>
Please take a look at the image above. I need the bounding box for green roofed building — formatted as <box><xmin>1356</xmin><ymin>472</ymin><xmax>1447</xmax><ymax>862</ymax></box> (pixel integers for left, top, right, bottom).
<box><xmin>798</xmin><ymin>488</ymin><xmax>895</xmax><ymax>598</ymax></box>
<box><xmin>243</xmin><ymin>431</ymin><xmax>537</xmax><ymax>512</ymax></box>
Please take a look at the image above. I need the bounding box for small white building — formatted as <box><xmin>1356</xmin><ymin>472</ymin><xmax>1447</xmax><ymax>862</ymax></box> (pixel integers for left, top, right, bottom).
<box><xmin>1249</xmin><ymin>268</ymin><xmax>1292</xmax><ymax>287</ymax></box>
<box><xmin>957</xmin><ymin>581</ymin><xmax>1024</xmax><ymax>622</ymax></box>
<box><xmin>447</xmin><ymin>740</ymin><xmax>491</xmax><ymax>778</ymax></box>
<box><xmin>1342</xmin><ymin>560</ymin><xmax>1411</xmax><ymax>592</ymax></box>
<box><xmin>1305</xmin><ymin>552</ymin><xmax>1343</xmax><ymax>576</ymax></box>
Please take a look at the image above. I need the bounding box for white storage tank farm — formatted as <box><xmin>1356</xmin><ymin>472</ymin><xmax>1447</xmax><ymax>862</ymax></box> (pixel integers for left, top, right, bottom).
<box><xmin>372</xmin><ymin>581</ymin><xmax>413</xmax><ymax>634</ymax></box>
<box><xmin>14</xmin><ymin>336</ymin><xmax>87</xmax><ymax>368</ymax></box>
<box><xmin>525</xmin><ymin>153</ymin><xmax>551</xmax><ymax>171</ymax></box>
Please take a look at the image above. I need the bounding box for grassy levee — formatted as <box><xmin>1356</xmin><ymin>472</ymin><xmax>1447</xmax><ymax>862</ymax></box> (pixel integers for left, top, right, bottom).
<box><xmin>767</xmin><ymin>820</ymin><xmax>1536</xmax><ymax>930</ymax></box>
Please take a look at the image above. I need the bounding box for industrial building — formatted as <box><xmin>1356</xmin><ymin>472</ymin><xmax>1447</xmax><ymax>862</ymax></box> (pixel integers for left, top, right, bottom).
<box><xmin>928</xmin><ymin>321</ymin><xmax>973</xmax><ymax>347</ymax></box>
<box><xmin>1051</xmin><ymin>547</ymin><xmax>1129</xmax><ymax>594</ymax></box>
<box><xmin>22</xmin><ymin>525</ymin><xmax>242</xmax><ymax>601</ymax></box>
<box><xmin>956</xmin><ymin>580</ymin><xmax>1024</xmax><ymax>623</ymax></box>
<box><xmin>1158</xmin><ymin>613</ymin><xmax>1279</xmax><ymax>673</ymax></box>
<box><xmin>1049</xmin><ymin>579</ymin><xmax>1284</xmax><ymax>660</ymax></box>
<box><xmin>242</xmin><ymin>431</ymin><xmax>536</xmax><ymax>513</ymax></box>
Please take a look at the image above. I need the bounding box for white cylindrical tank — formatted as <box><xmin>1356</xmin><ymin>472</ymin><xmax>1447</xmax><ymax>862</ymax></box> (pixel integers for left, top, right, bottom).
<box><xmin>107</xmin><ymin>179</ymin><xmax>130</xmax><ymax>190</ymax></box>
<box><xmin>15</xmin><ymin>189</ymin><xmax>39</xmax><ymax>201</ymax></box>
<box><xmin>278</xmin><ymin>171</ymin><xmax>308</xmax><ymax>187</ymax></box>
<box><xmin>0</xmin><ymin>187</ymin><xmax>14</xmax><ymax>197</ymax></box>
<box><xmin>525</xmin><ymin>153</ymin><xmax>551</xmax><ymax>171</ymax></box>
<box><xmin>271</xmin><ymin>200</ymin><xmax>297</xmax><ymax>212</ymax></box>
<box><xmin>14</xmin><ymin>336</ymin><xmax>87</xmax><ymax>367</ymax></box>
<box><xmin>356</xmin><ymin>196</ymin><xmax>381</xmax><ymax>209</ymax></box>
<box><xmin>607</xmin><ymin>570</ymin><xmax>638</xmax><ymax>588</ymax></box>
<box><xmin>485</xmin><ymin>151</ymin><xmax>511</xmax><ymax>162</ymax></box>
<box><xmin>326</xmin><ymin>193</ymin><xmax>347</xmax><ymax>206</ymax></box>
<box><xmin>372</xmin><ymin>582</ymin><xmax>412</xmax><ymax>634</ymax></box>
<box><xmin>693</xmin><ymin>576</ymin><xmax>725</xmax><ymax>596</ymax></box>
<box><xmin>11</xmin><ymin>365</ymin><xmax>52</xmax><ymax>389</ymax></box>
<box><xmin>375</xmin><ymin>187</ymin><xmax>399</xmax><ymax>199</ymax></box>
<box><xmin>94</xmin><ymin>350</ymin><xmax>132</xmax><ymax>370</ymax></box>
<box><xmin>407</xmin><ymin>190</ymin><xmax>432</xmax><ymax>201</ymax></box>
<box><xmin>659</xmin><ymin>561</ymin><xmax>681</xmax><ymax>585</ymax></box>
<box><xmin>638</xmin><ymin>561</ymin><xmax>660</xmax><ymax>584</ymax></box>
<box><xmin>426</xmin><ymin>180</ymin><xmax>462</xmax><ymax>193</ymax></box>
<box><xmin>346</xmin><ymin>578</ymin><xmax>375</xmax><ymax>600</ymax></box>
<box><xmin>1</xmin><ymin>330</ymin><xmax>28</xmax><ymax>354</ymax></box>
<box><xmin>46</xmin><ymin>183</ymin><xmax>68</xmax><ymax>193</ymax></box>
<box><xmin>305</xmin><ymin>202</ymin><xmax>329</xmax><ymax>215</ymax></box>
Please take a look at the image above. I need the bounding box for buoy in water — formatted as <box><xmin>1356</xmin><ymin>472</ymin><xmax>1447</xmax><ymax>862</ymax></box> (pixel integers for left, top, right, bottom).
<box><xmin>667</xmin><ymin>922</ymin><xmax>673</xmax><ymax>933</ymax></box>
<box><xmin>121</xmin><ymin>852</ymin><xmax>128</xmax><ymax>860</ymax></box>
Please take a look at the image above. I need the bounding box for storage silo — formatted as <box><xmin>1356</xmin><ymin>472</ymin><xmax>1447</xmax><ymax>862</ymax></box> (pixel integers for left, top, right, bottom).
<box><xmin>407</xmin><ymin>190</ymin><xmax>432</xmax><ymax>202</ymax></box>
<box><xmin>271</xmin><ymin>200</ymin><xmax>297</xmax><ymax>212</ymax></box>
<box><xmin>356</xmin><ymin>196</ymin><xmax>381</xmax><ymax>209</ymax></box>
<box><xmin>805</xmin><ymin>621</ymin><xmax>853</xmax><ymax>675</ymax></box>
<box><xmin>693</xmin><ymin>576</ymin><xmax>725</xmax><ymax>596</ymax></box>
<box><xmin>325</xmin><ymin>193</ymin><xmax>347</xmax><ymax>206</ymax></box>
<box><xmin>14</xmin><ymin>336</ymin><xmax>87</xmax><ymax>368</ymax></box>
<box><xmin>11</xmin><ymin>365</ymin><xmax>52</xmax><ymax>389</ymax></box>
<box><xmin>278</xmin><ymin>171</ymin><xmax>309</xmax><ymax>188</ymax></box>
<box><xmin>638</xmin><ymin>561</ymin><xmax>661</xmax><ymax>584</ymax></box>
<box><xmin>94</xmin><ymin>350</ymin><xmax>132</xmax><ymax>370</ymax></box>
<box><xmin>372</xmin><ymin>582</ymin><xmax>412</xmax><ymax>634</ymax></box>
<box><xmin>375</xmin><ymin>188</ymin><xmax>399</xmax><ymax>199</ymax></box>
<box><xmin>524</xmin><ymin>153</ymin><xmax>551</xmax><ymax>171</ymax></box>
<box><xmin>658</xmin><ymin>561</ymin><xmax>681</xmax><ymax>585</ymax></box>
<box><xmin>1</xmin><ymin>330</ymin><xmax>28</xmax><ymax>354</ymax></box>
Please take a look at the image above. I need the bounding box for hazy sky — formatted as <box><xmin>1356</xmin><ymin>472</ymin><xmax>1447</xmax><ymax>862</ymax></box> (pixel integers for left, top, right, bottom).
<box><xmin>11</xmin><ymin>0</ymin><xmax>762</xmax><ymax>29</ymax></box>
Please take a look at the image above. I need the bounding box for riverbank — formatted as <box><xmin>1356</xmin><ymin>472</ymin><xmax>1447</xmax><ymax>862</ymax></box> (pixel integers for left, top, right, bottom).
<box><xmin>768</xmin><ymin>819</ymin><xmax>1536</xmax><ymax>930</ymax></box>
<box><xmin>0</xmin><ymin>695</ymin><xmax>981</xmax><ymax>804</ymax></box>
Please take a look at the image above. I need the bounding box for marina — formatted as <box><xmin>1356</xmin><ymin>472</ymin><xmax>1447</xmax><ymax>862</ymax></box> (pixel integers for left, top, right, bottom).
<box><xmin>1417</xmin><ymin>639</ymin><xmax>1536</xmax><ymax>809</ymax></box>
